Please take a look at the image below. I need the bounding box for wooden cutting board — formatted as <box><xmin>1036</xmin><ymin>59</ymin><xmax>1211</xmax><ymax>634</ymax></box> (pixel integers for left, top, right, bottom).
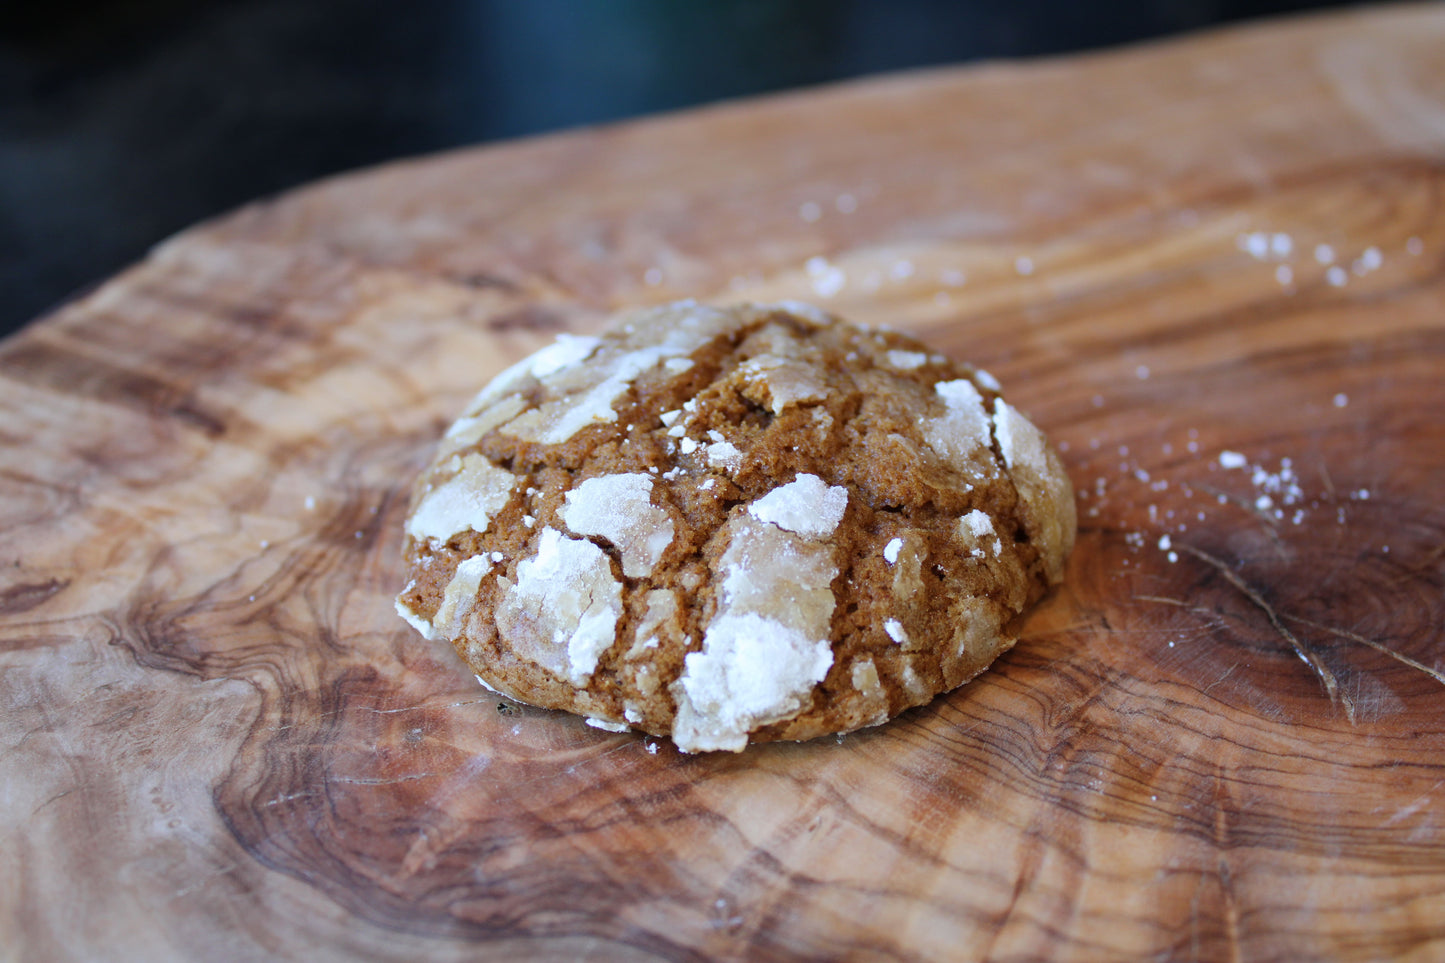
<box><xmin>3</xmin><ymin>5</ymin><xmax>1444</xmax><ymax>960</ymax></box>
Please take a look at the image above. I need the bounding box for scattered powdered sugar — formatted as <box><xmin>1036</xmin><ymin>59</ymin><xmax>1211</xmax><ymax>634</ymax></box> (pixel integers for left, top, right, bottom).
<box><xmin>806</xmin><ymin>256</ymin><xmax>845</xmax><ymax>298</ymax></box>
<box><xmin>1354</xmin><ymin>246</ymin><xmax>1383</xmax><ymax>275</ymax></box>
<box><xmin>749</xmin><ymin>473</ymin><xmax>849</xmax><ymax>539</ymax></box>
<box><xmin>1218</xmin><ymin>450</ymin><xmax>1248</xmax><ymax>470</ymax></box>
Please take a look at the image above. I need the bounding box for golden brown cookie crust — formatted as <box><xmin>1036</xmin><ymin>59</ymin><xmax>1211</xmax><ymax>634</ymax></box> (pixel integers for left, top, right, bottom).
<box><xmin>397</xmin><ymin>301</ymin><xmax>1075</xmax><ymax>752</ymax></box>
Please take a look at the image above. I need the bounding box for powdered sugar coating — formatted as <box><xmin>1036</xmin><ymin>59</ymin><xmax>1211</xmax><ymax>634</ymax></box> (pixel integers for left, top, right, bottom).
<box><xmin>406</xmin><ymin>453</ymin><xmax>516</xmax><ymax>545</ymax></box>
<box><xmin>924</xmin><ymin>379</ymin><xmax>996</xmax><ymax>480</ymax></box>
<box><xmin>495</xmin><ymin>528</ymin><xmax>622</xmax><ymax>685</ymax></box>
<box><xmin>748</xmin><ymin>473</ymin><xmax>849</xmax><ymax>539</ymax></box>
<box><xmin>992</xmin><ymin>398</ymin><xmax>1076</xmax><ymax>583</ymax></box>
<box><xmin>560</xmin><ymin>473</ymin><xmax>674</xmax><ymax>577</ymax></box>
<box><xmin>672</xmin><ymin>514</ymin><xmax>839</xmax><ymax>752</ymax></box>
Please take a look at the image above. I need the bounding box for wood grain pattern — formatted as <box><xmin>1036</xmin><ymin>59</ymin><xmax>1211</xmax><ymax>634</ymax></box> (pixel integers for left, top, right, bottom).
<box><xmin>4</xmin><ymin>6</ymin><xmax>1445</xmax><ymax>961</ymax></box>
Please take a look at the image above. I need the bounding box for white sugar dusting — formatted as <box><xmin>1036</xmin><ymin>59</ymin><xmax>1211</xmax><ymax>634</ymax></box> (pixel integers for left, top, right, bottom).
<box><xmin>884</xmin><ymin>619</ymin><xmax>909</xmax><ymax>644</ymax></box>
<box><xmin>741</xmin><ymin>355</ymin><xmax>831</xmax><ymax>413</ymax></box>
<box><xmin>957</xmin><ymin>509</ymin><xmax>998</xmax><ymax>557</ymax></box>
<box><xmin>749</xmin><ymin>474</ymin><xmax>848</xmax><ymax>539</ymax></box>
<box><xmin>495</xmin><ymin>528</ymin><xmax>622</xmax><ymax>685</ymax></box>
<box><xmin>531</xmin><ymin>334</ymin><xmax>602</xmax><ymax>379</ymax></box>
<box><xmin>560</xmin><ymin>473</ymin><xmax>675</xmax><ymax>577</ymax></box>
<box><xmin>407</xmin><ymin>454</ymin><xmax>516</xmax><ymax>544</ymax></box>
<box><xmin>671</xmin><ymin>513</ymin><xmax>839</xmax><ymax>753</ymax></box>
<box><xmin>706</xmin><ymin>440</ymin><xmax>743</xmax><ymax>472</ymax></box>
<box><xmin>806</xmin><ymin>256</ymin><xmax>845</xmax><ymax>298</ymax></box>
<box><xmin>433</xmin><ymin>555</ymin><xmax>495</xmax><ymax>638</ymax></box>
<box><xmin>972</xmin><ymin>368</ymin><xmax>1001</xmax><ymax>392</ymax></box>
<box><xmin>394</xmin><ymin>599</ymin><xmax>435</xmax><ymax>640</ymax></box>
<box><xmin>886</xmin><ymin>350</ymin><xmax>929</xmax><ymax>370</ymax></box>
<box><xmin>924</xmin><ymin>379</ymin><xmax>993</xmax><ymax>473</ymax></box>
<box><xmin>992</xmin><ymin>398</ymin><xmax>1073</xmax><ymax>583</ymax></box>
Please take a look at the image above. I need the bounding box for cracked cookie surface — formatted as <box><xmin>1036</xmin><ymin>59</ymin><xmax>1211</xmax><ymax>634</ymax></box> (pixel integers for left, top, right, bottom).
<box><xmin>397</xmin><ymin>301</ymin><xmax>1075</xmax><ymax>752</ymax></box>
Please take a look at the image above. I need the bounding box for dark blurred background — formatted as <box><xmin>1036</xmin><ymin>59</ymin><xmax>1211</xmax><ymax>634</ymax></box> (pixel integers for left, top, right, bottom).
<box><xmin>1</xmin><ymin>0</ymin><xmax>1357</xmax><ymax>336</ymax></box>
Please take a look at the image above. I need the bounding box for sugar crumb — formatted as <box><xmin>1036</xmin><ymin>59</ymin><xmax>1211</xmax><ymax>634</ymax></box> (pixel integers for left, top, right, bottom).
<box><xmin>883</xmin><ymin>537</ymin><xmax>903</xmax><ymax>564</ymax></box>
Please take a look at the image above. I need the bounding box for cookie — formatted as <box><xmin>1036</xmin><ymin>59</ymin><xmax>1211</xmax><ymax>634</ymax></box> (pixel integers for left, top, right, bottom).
<box><xmin>396</xmin><ymin>300</ymin><xmax>1074</xmax><ymax>752</ymax></box>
